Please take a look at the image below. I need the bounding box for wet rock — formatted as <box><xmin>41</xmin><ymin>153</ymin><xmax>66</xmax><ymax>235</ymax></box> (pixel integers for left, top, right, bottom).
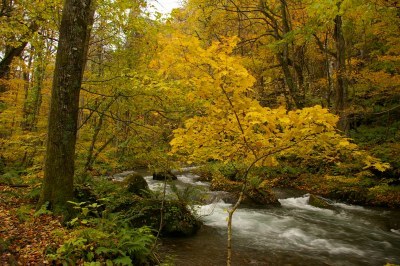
<box><xmin>244</xmin><ymin>187</ymin><xmax>281</xmax><ymax>207</ymax></box>
<box><xmin>211</xmin><ymin>190</ymin><xmax>281</xmax><ymax>207</ymax></box>
<box><xmin>153</xmin><ymin>171</ymin><xmax>177</xmax><ymax>181</ymax></box>
<box><xmin>210</xmin><ymin>179</ymin><xmax>281</xmax><ymax>207</ymax></box>
<box><xmin>124</xmin><ymin>173</ymin><xmax>149</xmax><ymax>196</ymax></box>
<box><xmin>308</xmin><ymin>194</ymin><xmax>333</xmax><ymax>209</ymax></box>
<box><xmin>162</xmin><ymin>201</ymin><xmax>202</xmax><ymax>236</ymax></box>
<box><xmin>122</xmin><ymin>199</ymin><xmax>202</xmax><ymax>237</ymax></box>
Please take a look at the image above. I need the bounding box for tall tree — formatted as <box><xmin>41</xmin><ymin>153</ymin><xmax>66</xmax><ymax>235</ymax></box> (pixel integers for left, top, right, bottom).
<box><xmin>39</xmin><ymin>0</ymin><xmax>95</xmax><ymax>213</ymax></box>
<box><xmin>0</xmin><ymin>0</ymin><xmax>61</xmax><ymax>92</ymax></box>
<box><xmin>332</xmin><ymin>1</ymin><xmax>347</xmax><ymax>131</ymax></box>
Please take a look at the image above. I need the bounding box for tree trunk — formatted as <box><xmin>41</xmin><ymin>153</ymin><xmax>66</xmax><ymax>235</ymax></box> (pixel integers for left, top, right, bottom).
<box><xmin>0</xmin><ymin>22</ymin><xmax>39</xmax><ymax>92</ymax></box>
<box><xmin>333</xmin><ymin>5</ymin><xmax>348</xmax><ymax>131</ymax></box>
<box><xmin>280</xmin><ymin>0</ymin><xmax>297</xmax><ymax>108</ymax></box>
<box><xmin>39</xmin><ymin>0</ymin><xmax>95</xmax><ymax>214</ymax></box>
<box><xmin>22</xmin><ymin>47</ymin><xmax>45</xmax><ymax>131</ymax></box>
<box><xmin>83</xmin><ymin>98</ymin><xmax>116</xmax><ymax>172</ymax></box>
<box><xmin>22</xmin><ymin>48</ymin><xmax>34</xmax><ymax>128</ymax></box>
<box><xmin>256</xmin><ymin>0</ymin><xmax>299</xmax><ymax>108</ymax></box>
<box><xmin>0</xmin><ymin>43</ymin><xmax>28</xmax><ymax>92</ymax></box>
<box><xmin>277</xmin><ymin>53</ymin><xmax>303</xmax><ymax>109</ymax></box>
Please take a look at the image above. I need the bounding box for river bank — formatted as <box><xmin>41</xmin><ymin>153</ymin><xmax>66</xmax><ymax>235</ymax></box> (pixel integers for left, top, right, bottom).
<box><xmin>136</xmin><ymin>169</ymin><xmax>400</xmax><ymax>266</ymax></box>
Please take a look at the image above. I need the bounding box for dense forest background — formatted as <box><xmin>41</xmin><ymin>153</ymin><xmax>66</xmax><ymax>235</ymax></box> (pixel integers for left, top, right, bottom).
<box><xmin>1</xmin><ymin>0</ymin><xmax>399</xmax><ymax>197</ymax></box>
<box><xmin>0</xmin><ymin>0</ymin><xmax>399</xmax><ymax>264</ymax></box>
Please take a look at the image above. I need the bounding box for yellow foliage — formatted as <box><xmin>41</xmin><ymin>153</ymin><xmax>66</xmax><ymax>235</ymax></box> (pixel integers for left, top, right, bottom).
<box><xmin>158</xmin><ymin>35</ymin><xmax>390</xmax><ymax>171</ymax></box>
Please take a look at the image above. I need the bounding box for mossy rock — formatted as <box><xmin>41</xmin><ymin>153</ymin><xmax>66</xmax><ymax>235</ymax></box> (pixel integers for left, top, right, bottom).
<box><xmin>308</xmin><ymin>194</ymin><xmax>333</xmax><ymax>209</ymax></box>
<box><xmin>327</xmin><ymin>189</ymin><xmax>368</xmax><ymax>205</ymax></box>
<box><xmin>210</xmin><ymin>177</ymin><xmax>241</xmax><ymax>192</ymax></box>
<box><xmin>244</xmin><ymin>187</ymin><xmax>281</xmax><ymax>207</ymax></box>
<box><xmin>122</xmin><ymin>199</ymin><xmax>202</xmax><ymax>237</ymax></box>
<box><xmin>162</xmin><ymin>202</ymin><xmax>202</xmax><ymax>236</ymax></box>
<box><xmin>153</xmin><ymin>171</ymin><xmax>177</xmax><ymax>181</ymax></box>
<box><xmin>124</xmin><ymin>173</ymin><xmax>149</xmax><ymax>196</ymax></box>
<box><xmin>210</xmin><ymin>178</ymin><xmax>281</xmax><ymax>207</ymax></box>
<box><xmin>192</xmin><ymin>167</ymin><xmax>213</xmax><ymax>182</ymax></box>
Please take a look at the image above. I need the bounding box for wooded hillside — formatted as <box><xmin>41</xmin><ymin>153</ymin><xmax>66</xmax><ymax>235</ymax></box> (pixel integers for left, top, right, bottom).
<box><xmin>0</xmin><ymin>0</ymin><xmax>399</xmax><ymax>264</ymax></box>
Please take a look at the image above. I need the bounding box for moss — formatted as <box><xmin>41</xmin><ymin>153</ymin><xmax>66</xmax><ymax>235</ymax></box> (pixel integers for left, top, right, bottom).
<box><xmin>367</xmin><ymin>184</ymin><xmax>400</xmax><ymax>208</ymax></box>
<box><xmin>245</xmin><ymin>187</ymin><xmax>281</xmax><ymax>206</ymax></box>
<box><xmin>210</xmin><ymin>175</ymin><xmax>241</xmax><ymax>192</ymax></box>
<box><xmin>210</xmin><ymin>174</ymin><xmax>281</xmax><ymax>206</ymax></box>
<box><xmin>292</xmin><ymin>174</ymin><xmax>400</xmax><ymax>208</ymax></box>
<box><xmin>192</xmin><ymin>166</ymin><xmax>213</xmax><ymax>182</ymax></box>
<box><xmin>308</xmin><ymin>194</ymin><xmax>333</xmax><ymax>209</ymax></box>
<box><xmin>124</xmin><ymin>173</ymin><xmax>149</xmax><ymax>196</ymax></box>
<box><xmin>119</xmin><ymin>198</ymin><xmax>202</xmax><ymax>237</ymax></box>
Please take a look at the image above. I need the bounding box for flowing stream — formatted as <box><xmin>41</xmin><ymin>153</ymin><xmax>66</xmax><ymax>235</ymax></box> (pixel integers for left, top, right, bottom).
<box><xmin>115</xmin><ymin>169</ymin><xmax>400</xmax><ymax>265</ymax></box>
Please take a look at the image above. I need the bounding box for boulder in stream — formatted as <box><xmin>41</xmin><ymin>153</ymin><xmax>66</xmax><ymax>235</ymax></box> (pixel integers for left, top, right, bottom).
<box><xmin>244</xmin><ymin>187</ymin><xmax>281</xmax><ymax>207</ymax></box>
<box><xmin>123</xmin><ymin>198</ymin><xmax>202</xmax><ymax>237</ymax></box>
<box><xmin>153</xmin><ymin>171</ymin><xmax>177</xmax><ymax>181</ymax></box>
<box><xmin>124</xmin><ymin>173</ymin><xmax>149</xmax><ymax>196</ymax></box>
<box><xmin>308</xmin><ymin>194</ymin><xmax>334</xmax><ymax>209</ymax></box>
<box><xmin>210</xmin><ymin>176</ymin><xmax>281</xmax><ymax>207</ymax></box>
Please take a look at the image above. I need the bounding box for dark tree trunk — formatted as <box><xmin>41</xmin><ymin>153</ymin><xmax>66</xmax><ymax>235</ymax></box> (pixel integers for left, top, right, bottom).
<box><xmin>0</xmin><ymin>22</ymin><xmax>39</xmax><ymax>92</ymax></box>
<box><xmin>334</xmin><ymin>11</ymin><xmax>348</xmax><ymax>131</ymax></box>
<box><xmin>260</xmin><ymin>0</ymin><xmax>304</xmax><ymax>109</ymax></box>
<box><xmin>0</xmin><ymin>42</ymin><xmax>29</xmax><ymax>92</ymax></box>
<box><xmin>0</xmin><ymin>43</ymin><xmax>28</xmax><ymax>79</ymax></box>
<box><xmin>39</xmin><ymin>0</ymin><xmax>95</xmax><ymax>214</ymax></box>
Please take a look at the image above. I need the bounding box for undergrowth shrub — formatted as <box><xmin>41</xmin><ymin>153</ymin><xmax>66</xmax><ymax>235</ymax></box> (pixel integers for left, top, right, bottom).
<box><xmin>47</xmin><ymin>226</ymin><xmax>155</xmax><ymax>265</ymax></box>
<box><xmin>47</xmin><ymin>199</ymin><xmax>156</xmax><ymax>265</ymax></box>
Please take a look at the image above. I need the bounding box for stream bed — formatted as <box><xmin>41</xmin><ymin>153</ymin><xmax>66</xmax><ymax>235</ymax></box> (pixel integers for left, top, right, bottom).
<box><xmin>115</xmin><ymin>170</ymin><xmax>400</xmax><ymax>265</ymax></box>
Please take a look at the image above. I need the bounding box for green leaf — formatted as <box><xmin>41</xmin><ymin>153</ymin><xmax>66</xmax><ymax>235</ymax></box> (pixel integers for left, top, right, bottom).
<box><xmin>113</xmin><ymin>256</ymin><xmax>133</xmax><ymax>266</ymax></box>
<box><xmin>86</xmin><ymin>251</ymin><xmax>94</xmax><ymax>261</ymax></box>
<box><xmin>83</xmin><ymin>262</ymin><xmax>101</xmax><ymax>266</ymax></box>
<box><xmin>69</xmin><ymin>217</ymin><xmax>79</xmax><ymax>225</ymax></box>
<box><xmin>88</xmin><ymin>203</ymin><xmax>100</xmax><ymax>208</ymax></box>
<box><xmin>82</xmin><ymin>207</ymin><xmax>89</xmax><ymax>216</ymax></box>
<box><xmin>95</xmin><ymin>246</ymin><xmax>112</xmax><ymax>255</ymax></box>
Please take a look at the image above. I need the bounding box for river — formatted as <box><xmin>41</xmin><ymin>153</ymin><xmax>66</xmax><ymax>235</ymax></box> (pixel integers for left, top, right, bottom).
<box><xmin>114</xmin><ymin>169</ymin><xmax>400</xmax><ymax>265</ymax></box>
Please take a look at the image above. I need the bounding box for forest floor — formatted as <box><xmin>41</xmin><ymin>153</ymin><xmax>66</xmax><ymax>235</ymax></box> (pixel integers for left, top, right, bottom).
<box><xmin>0</xmin><ymin>185</ymin><xmax>66</xmax><ymax>265</ymax></box>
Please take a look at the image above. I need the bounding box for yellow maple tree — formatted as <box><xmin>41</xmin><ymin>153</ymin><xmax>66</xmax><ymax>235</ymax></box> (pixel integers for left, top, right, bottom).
<box><xmin>155</xmin><ymin>34</ymin><xmax>390</xmax><ymax>265</ymax></box>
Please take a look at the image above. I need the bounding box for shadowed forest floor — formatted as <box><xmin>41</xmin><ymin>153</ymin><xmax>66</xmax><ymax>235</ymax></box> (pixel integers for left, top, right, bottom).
<box><xmin>0</xmin><ymin>185</ymin><xmax>66</xmax><ymax>265</ymax></box>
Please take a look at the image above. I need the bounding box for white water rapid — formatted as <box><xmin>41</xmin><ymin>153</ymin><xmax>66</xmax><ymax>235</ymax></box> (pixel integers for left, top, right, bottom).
<box><xmin>118</xmin><ymin>169</ymin><xmax>400</xmax><ymax>265</ymax></box>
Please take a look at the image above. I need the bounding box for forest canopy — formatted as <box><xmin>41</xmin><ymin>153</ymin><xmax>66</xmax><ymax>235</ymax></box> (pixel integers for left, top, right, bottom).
<box><xmin>0</xmin><ymin>0</ymin><xmax>399</xmax><ymax>264</ymax></box>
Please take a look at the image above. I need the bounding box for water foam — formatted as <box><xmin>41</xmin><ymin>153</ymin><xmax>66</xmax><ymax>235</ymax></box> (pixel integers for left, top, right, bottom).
<box><xmin>279</xmin><ymin>194</ymin><xmax>335</xmax><ymax>215</ymax></box>
<box><xmin>333</xmin><ymin>202</ymin><xmax>367</xmax><ymax>211</ymax></box>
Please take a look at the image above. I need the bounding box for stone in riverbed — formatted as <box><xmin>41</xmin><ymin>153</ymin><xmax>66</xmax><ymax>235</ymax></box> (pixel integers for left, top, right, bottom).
<box><xmin>244</xmin><ymin>187</ymin><xmax>281</xmax><ymax>207</ymax></box>
<box><xmin>153</xmin><ymin>171</ymin><xmax>177</xmax><ymax>181</ymax></box>
<box><xmin>122</xmin><ymin>198</ymin><xmax>202</xmax><ymax>237</ymax></box>
<box><xmin>124</xmin><ymin>173</ymin><xmax>149</xmax><ymax>196</ymax></box>
<box><xmin>308</xmin><ymin>194</ymin><xmax>333</xmax><ymax>209</ymax></box>
<box><xmin>210</xmin><ymin>176</ymin><xmax>281</xmax><ymax>207</ymax></box>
